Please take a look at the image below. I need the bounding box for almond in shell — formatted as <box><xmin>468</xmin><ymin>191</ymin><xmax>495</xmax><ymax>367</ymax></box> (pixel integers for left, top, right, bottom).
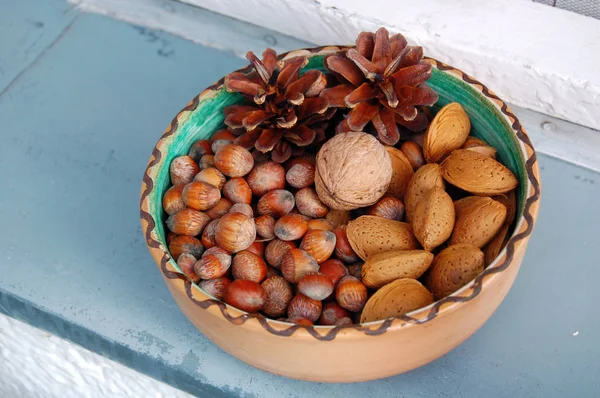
<box><xmin>452</xmin><ymin>196</ymin><xmax>507</xmax><ymax>248</ymax></box>
<box><xmin>346</xmin><ymin>216</ymin><xmax>419</xmax><ymax>261</ymax></box>
<box><xmin>483</xmin><ymin>190</ymin><xmax>517</xmax><ymax>265</ymax></box>
<box><xmin>425</xmin><ymin>244</ymin><xmax>484</xmax><ymax>300</ymax></box>
<box><xmin>423</xmin><ymin>102</ymin><xmax>471</xmax><ymax>163</ymax></box>
<box><xmin>404</xmin><ymin>163</ymin><xmax>445</xmax><ymax>223</ymax></box>
<box><xmin>411</xmin><ymin>186</ymin><xmax>455</xmax><ymax>251</ymax></box>
<box><xmin>441</xmin><ymin>149</ymin><xmax>518</xmax><ymax>196</ymax></box>
<box><xmin>385</xmin><ymin>146</ymin><xmax>414</xmax><ymax>200</ymax></box>
<box><xmin>360</xmin><ymin>278</ymin><xmax>433</xmax><ymax>323</ymax></box>
<box><xmin>462</xmin><ymin>137</ymin><xmax>497</xmax><ymax>159</ymax></box>
<box><xmin>361</xmin><ymin>250</ymin><xmax>434</xmax><ymax>289</ymax></box>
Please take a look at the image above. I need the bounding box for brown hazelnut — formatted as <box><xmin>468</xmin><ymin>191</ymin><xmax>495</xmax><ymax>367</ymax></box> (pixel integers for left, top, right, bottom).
<box><xmin>215</xmin><ymin>212</ymin><xmax>256</xmax><ymax>253</ymax></box>
<box><xmin>188</xmin><ymin>139</ymin><xmax>213</xmax><ymax>163</ymax></box>
<box><xmin>318</xmin><ymin>259</ymin><xmax>348</xmax><ymax>287</ymax></box>
<box><xmin>198</xmin><ymin>276</ymin><xmax>231</xmax><ymax>300</ymax></box>
<box><xmin>199</xmin><ymin>155</ymin><xmax>215</xmax><ymax>169</ymax></box>
<box><xmin>315</xmin><ymin>132</ymin><xmax>392</xmax><ymax>210</ymax></box>
<box><xmin>336</xmin><ymin>276</ymin><xmax>367</xmax><ymax>312</ymax></box>
<box><xmin>254</xmin><ymin>215</ymin><xmax>276</xmax><ymax>240</ymax></box>
<box><xmin>257</xmin><ymin>190</ymin><xmax>295</xmax><ymax>218</ymax></box>
<box><xmin>285</xmin><ymin>160</ymin><xmax>315</xmax><ymax>189</ymax></box>
<box><xmin>265</xmin><ymin>239</ymin><xmax>297</xmax><ymax>268</ymax></box>
<box><xmin>412</xmin><ymin>132</ymin><xmax>425</xmax><ymax>147</ymax></box>
<box><xmin>295</xmin><ymin>188</ymin><xmax>328</xmax><ymax>218</ymax></box>
<box><xmin>367</xmin><ymin>196</ymin><xmax>405</xmax><ymax>221</ymax></box>
<box><xmin>298</xmin><ymin>272</ymin><xmax>334</xmax><ymax>301</ymax></box>
<box><xmin>285</xmin><ymin>155</ymin><xmax>316</xmax><ymax>171</ymax></box>
<box><xmin>177</xmin><ymin>253</ymin><xmax>199</xmax><ymax>282</ymax></box>
<box><xmin>274</xmin><ymin>214</ymin><xmax>309</xmax><ymax>241</ymax></box>
<box><xmin>332</xmin><ymin>226</ymin><xmax>359</xmax><ymax>263</ymax></box>
<box><xmin>170</xmin><ymin>155</ymin><xmax>200</xmax><ymax>186</ymax></box>
<box><xmin>232</xmin><ymin>250</ymin><xmax>267</xmax><ymax>283</ymax></box>
<box><xmin>211</xmin><ymin>129</ymin><xmax>237</xmax><ymax>141</ymax></box>
<box><xmin>169</xmin><ymin>235</ymin><xmax>204</xmax><ymax>259</ymax></box>
<box><xmin>247</xmin><ymin>162</ymin><xmax>286</xmax><ymax>196</ymax></box>
<box><xmin>261</xmin><ymin>276</ymin><xmax>293</xmax><ymax>318</ymax></box>
<box><xmin>307</xmin><ymin>219</ymin><xmax>334</xmax><ymax>232</ymax></box>
<box><xmin>200</xmin><ymin>219</ymin><xmax>220</xmax><ymax>249</ymax></box>
<box><xmin>166</xmin><ymin>209</ymin><xmax>211</xmax><ymax>236</ymax></box>
<box><xmin>224</xmin><ymin>279</ymin><xmax>266</xmax><ymax>313</ymax></box>
<box><xmin>280</xmin><ymin>248</ymin><xmax>319</xmax><ymax>283</ymax></box>
<box><xmin>319</xmin><ymin>302</ymin><xmax>351</xmax><ymax>326</ymax></box>
<box><xmin>223</xmin><ymin>178</ymin><xmax>252</xmax><ymax>205</ymax></box>
<box><xmin>214</xmin><ymin>144</ymin><xmax>254</xmax><ymax>177</ymax></box>
<box><xmin>246</xmin><ymin>240</ymin><xmax>265</xmax><ymax>257</ymax></box>
<box><xmin>193</xmin><ymin>167</ymin><xmax>226</xmax><ymax>190</ymax></box>
<box><xmin>400</xmin><ymin>141</ymin><xmax>425</xmax><ymax>170</ymax></box>
<box><xmin>163</xmin><ymin>184</ymin><xmax>186</xmax><ymax>216</ymax></box>
<box><xmin>266</xmin><ymin>267</ymin><xmax>281</xmax><ymax>278</ymax></box>
<box><xmin>300</xmin><ymin>229</ymin><xmax>336</xmax><ymax>264</ymax></box>
<box><xmin>287</xmin><ymin>294</ymin><xmax>322</xmax><ymax>322</ymax></box>
<box><xmin>229</xmin><ymin>203</ymin><xmax>254</xmax><ymax>219</ymax></box>
<box><xmin>182</xmin><ymin>181</ymin><xmax>221</xmax><ymax>211</ymax></box>
<box><xmin>251</xmin><ymin>149</ymin><xmax>270</xmax><ymax>163</ymax></box>
<box><xmin>205</xmin><ymin>198</ymin><xmax>233</xmax><ymax>219</ymax></box>
<box><xmin>194</xmin><ymin>253</ymin><xmax>232</xmax><ymax>279</ymax></box>
<box><xmin>166</xmin><ymin>231</ymin><xmax>177</xmax><ymax>244</ymax></box>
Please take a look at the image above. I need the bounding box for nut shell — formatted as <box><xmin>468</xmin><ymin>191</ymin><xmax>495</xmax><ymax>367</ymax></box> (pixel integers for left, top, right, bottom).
<box><xmin>169</xmin><ymin>235</ymin><xmax>204</xmax><ymax>259</ymax></box>
<box><xmin>404</xmin><ymin>163</ymin><xmax>445</xmax><ymax>222</ymax></box>
<box><xmin>199</xmin><ymin>155</ymin><xmax>215</xmax><ymax>169</ymax></box>
<box><xmin>257</xmin><ymin>189</ymin><xmax>295</xmax><ymax>218</ymax></box>
<box><xmin>346</xmin><ymin>216</ymin><xmax>419</xmax><ymax>260</ymax></box>
<box><xmin>286</xmin><ymin>160</ymin><xmax>315</xmax><ymax>189</ymax></box>
<box><xmin>194</xmin><ymin>253</ymin><xmax>232</xmax><ymax>280</ymax></box>
<box><xmin>385</xmin><ymin>146</ymin><xmax>414</xmax><ymax>200</ymax></box>
<box><xmin>163</xmin><ymin>184</ymin><xmax>186</xmax><ymax>215</ymax></box>
<box><xmin>412</xmin><ymin>186</ymin><xmax>455</xmax><ymax>251</ymax></box>
<box><xmin>326</xmin><ymin>209</ymin><xmax>351</xmax><ymax>228</ymax></box>
<box><xmin>318</xmin><ymin>259</ymin><xmax>348</xmax><ymax>286</ymax></box>
<box><xmin>214</xmin><ymin>144</ymin><xmax>254</xmax><ymax>177</ymax></box>
<box><xmin>360</xmin><ymin>278</ymin><xmax>434</xmax><ymax>323</ymax></box>
<box><xmin>287</xmin><ymin>293</ymin><xmax>322</xmax><ymax>322</ymax></box>
<box><xmin>315</xmin><ymin>132</ymin><xmax>392</xmax><ymax>210</ymax></box>
<box><xmin>280</xmin><ymin>248</ymin><xmax>319</xmax><ymax>283</ymax></box>
<box><xmin>335</xmin><ymin>276</ymin><xmax>367</xmax><ymax>312</ymax></box>
<box><xmin>247</xmin><ymin>161</ymin><xmax>286</xmax><ymax>196</ymax></box>
<box><xmin>262</xmin><ymin>276</ymin><xmax>293</xmax><ymax>318</ymax></box>
<box><xmin>367</xmin><ymin>196</ymin><xmax>405</xmax><ymax>221</ymax></box>
<box><xmin>319</xmin><ymin>302</ymin><xmax>351</xmax><ymax>326</ymax></box>
<box><xmin>254</xmin><ymin>215</ymin><xmax>276</xmax><ymax>240</ymax></box>
<box><xmin>274</xmin><ymin>214</ymin><xmax>309</xmax><ymax>241</ymax></box>
<box><xmin>300</xmin><ymin>229</ymin><xmax>336</xmax><ymax>264</ymax></box>
<box><xmin>182</xmin><ymin>181</ymin><xmax>221</xmax><ymax>211</ymax></box>
<box><xmin>200</xmin><ymin>219</ymin><xmax>219</xmax><ymax>249</ymax></box>
<box><xmin>193</xmin><ymin>167</ymin><xmax>226</xmax><ymax>190</ymax></box>
<box><xmin>223</xmin><ymin>178</ymin><xmax>252</xmax><ymax>204</ymax></box>
<box><xmin>361</xmin><ymin>250</ymin><xmax>433</xmax><ymax>289</ymax></box>
<box><xmin>423</xmin><ymin>102</ymin><xmax>471</xmax><ymax>163</ymax></box>
<box><xmin>177</xmin><ymin>253</ymin><xmax>199</xmax><ymax>282</ymax></box>
<box><xmin>229</xmin><ymin>203</ymin><xmax>254</xmax><ymax>219</ymax></box>
<box><xmin>170</xmin><ymin>155</ymin><xmax>200</xmax><ymax>185</ymax></box>
<box><xmin>265</xmin><ymin>239</ymin><xmax>297</xmax><ymax>268</ymax></box>
<box><xmin>441</xmin><ymin>149</ymin><xmax>518</xmax><ymax>195</ymax></box>
<box><xmin>214</xmin><ymin>212</ymin><xmax>256</xmax><ymax>253</ymax></box>
<box><xmin>297</xmin><ymin>272</ymin><xmax>334</xmax><ymax>301</ymax></box>
<box><xmin>188</xmin><ymin>139</ymin><xmax>213</xmax><ymax>163</ymax></box>
<box><xmin>232</xmin><ymin>250</ymin><xmax>267</xmax><ymax>283</ymax></box>
<box><xmin>198</xmin><ymin>277</ymin><xmax>231</xmax><ymax>300</ymax></box>
<box><xmin>166</xmin><ymin>209</ymin><xmax>211</xmax><ymax>236</ymax></box>
<box><xmin>451</xmin><ymin>196</ymin><xmax>507</xmax><ymax>248</ymax></box>
<box><xmin>400</xmin><ymin>141</ymin><xmax>425</xmax><ymax>170</ymax></box>
<box><xmin>295</xmin><ymin>188</ymin><xmax>328</xmax><ymax>219</ymax></box>
<box><xmin>224</xmin><ymin>279</ymin><xmax>266</xmax><ymax>313</ymax></box>
<box><xmin>204</xmin><ymin>198</ymin><xmax>233</xmax><ymax>219</ymax></box>
<box><xmin>425</xmin><ymin>244</ymin><xmax>484</xmax><ymax>300</ymax></box>
<box><xmin>307</xmin><ymin>219</ymin><xmax>334</xmax><ymax>232</ymax></box>
<box><xmin>333</xmin><ymin>226</ymin><xmax>359</xmax><ymax>263</ymax></box>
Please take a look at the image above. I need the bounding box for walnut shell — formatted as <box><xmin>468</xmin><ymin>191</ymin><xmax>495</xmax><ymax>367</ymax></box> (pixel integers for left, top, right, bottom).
<box><xmin>315</xmin><ymin>132</ymin><xmax>392</xmax><ymax>210</ymax></box>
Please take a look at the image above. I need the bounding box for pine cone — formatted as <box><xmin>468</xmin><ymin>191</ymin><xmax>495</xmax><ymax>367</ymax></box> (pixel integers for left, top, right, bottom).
<box><xmin>223</xmin><ymin>49</ymin><xmax>333</xmax><ymax>163</ymax></box>
<box><xmin>321</xmin><ymin>28</ymin><xmax>438</xmax><ymax>145</ymax></box>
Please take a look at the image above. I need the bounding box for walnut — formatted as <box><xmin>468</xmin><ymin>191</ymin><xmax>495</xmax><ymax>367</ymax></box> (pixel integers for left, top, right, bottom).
<box><xmin>315</xmin><ymin>132</ymin><xmax>392</xmax><ymax>210</ymax></box>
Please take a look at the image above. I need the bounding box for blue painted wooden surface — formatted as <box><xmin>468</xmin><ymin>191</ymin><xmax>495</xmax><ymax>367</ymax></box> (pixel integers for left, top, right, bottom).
<box><xmin>0</xmin><ymin>2</ymin><xmax>599</xmax><ymax>397</ymax></box>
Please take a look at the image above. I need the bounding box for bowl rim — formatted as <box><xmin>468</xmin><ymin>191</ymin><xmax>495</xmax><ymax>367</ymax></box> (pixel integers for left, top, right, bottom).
<box><xmin>140</xmin><ymin>45</ymin><xmax>541</xmax><ymax>340</ymax></box>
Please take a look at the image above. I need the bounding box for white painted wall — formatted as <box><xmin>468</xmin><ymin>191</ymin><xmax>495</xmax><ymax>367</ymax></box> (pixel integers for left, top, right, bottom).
<box><xmin>180</xmin><ymin>0</ymin><xmax>600</xmax><ymax>131</ymax></box>
<box><xmin>0</xmin><ymin>314</ymin><xmax>191</xmax><ymax>398</ymax></box>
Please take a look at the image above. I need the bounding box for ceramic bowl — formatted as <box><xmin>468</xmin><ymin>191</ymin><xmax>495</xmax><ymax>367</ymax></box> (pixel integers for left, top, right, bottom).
<box><xmin>140</xmin><ymin>46</ymin><xmax>541</xmax><ymax>382</ymax></box>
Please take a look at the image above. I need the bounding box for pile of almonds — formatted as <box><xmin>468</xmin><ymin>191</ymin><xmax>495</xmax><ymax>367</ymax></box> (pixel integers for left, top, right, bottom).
<box><xmin>164</xmin><ymin>101</ymin><xmax>518</xmax><ymax>326</ymax></box>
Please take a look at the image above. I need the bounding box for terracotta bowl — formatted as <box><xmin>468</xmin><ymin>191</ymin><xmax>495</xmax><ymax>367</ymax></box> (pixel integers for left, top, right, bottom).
<box><xmin>140</xmin><ymin>46</ymin><xmax>541</xmax><ymax>382</ymax></box>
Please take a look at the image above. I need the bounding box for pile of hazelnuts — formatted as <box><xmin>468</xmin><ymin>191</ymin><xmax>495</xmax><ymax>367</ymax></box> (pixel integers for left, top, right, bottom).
<box><xmin>163</xmin><ymin>132</ymin><xmax>407</xmax><ymax>326</ymax></box>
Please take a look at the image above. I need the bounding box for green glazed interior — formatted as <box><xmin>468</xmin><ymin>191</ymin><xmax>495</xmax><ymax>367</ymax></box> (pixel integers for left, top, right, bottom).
<box><xmin>150</xmin><ymin>55</ymin><xmax>526</xmax><ymax>261</ymax></box>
